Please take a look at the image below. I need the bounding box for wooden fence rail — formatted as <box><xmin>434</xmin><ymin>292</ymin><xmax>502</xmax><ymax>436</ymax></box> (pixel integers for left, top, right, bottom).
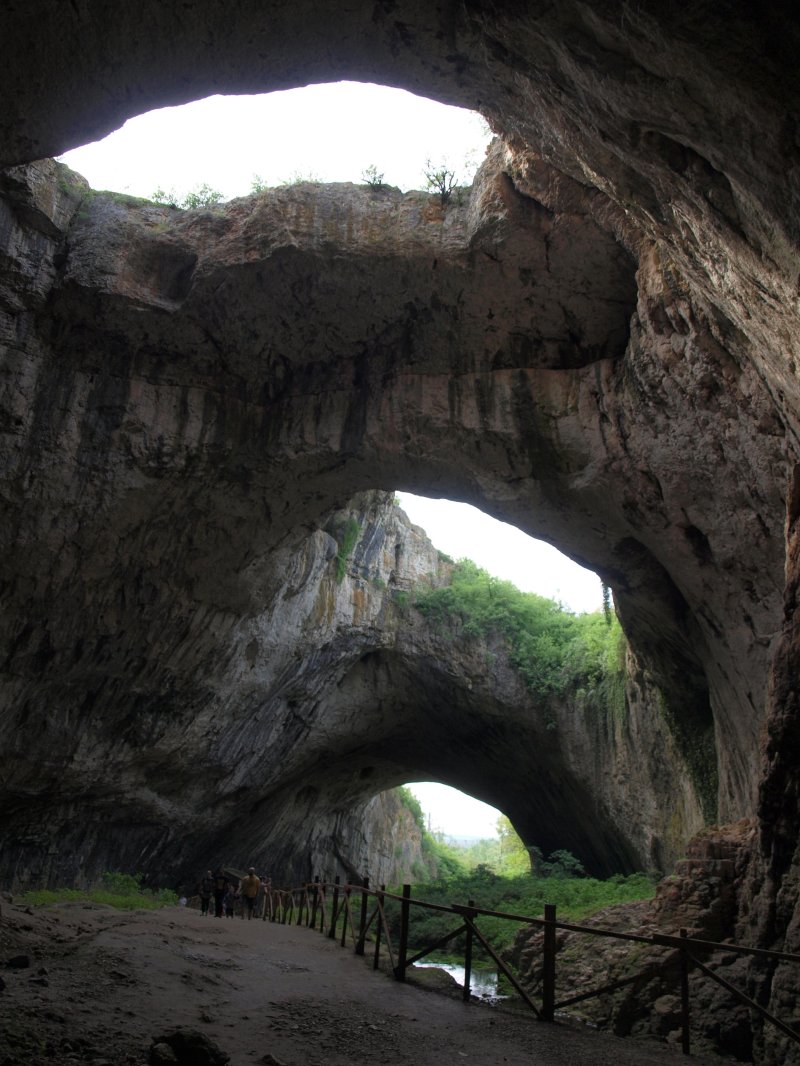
<box><xmin>259</xmin><ymin>878</ymin><xmax>800</xmax><ymax>1056</ymax></box>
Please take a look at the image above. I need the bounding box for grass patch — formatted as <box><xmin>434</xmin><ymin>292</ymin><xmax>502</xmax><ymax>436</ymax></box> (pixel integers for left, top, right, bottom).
<box><xmin>20</xmin><ymin>871</ymin><xmax>178</xmax><ymax>911</ymax></box>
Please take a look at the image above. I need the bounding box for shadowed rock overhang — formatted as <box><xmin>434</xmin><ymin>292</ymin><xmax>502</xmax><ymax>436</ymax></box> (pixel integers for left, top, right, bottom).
<box><xmin>1</xmin><ymin>3</ymin><xmax>799</xmax><ymax>926</ymax></box>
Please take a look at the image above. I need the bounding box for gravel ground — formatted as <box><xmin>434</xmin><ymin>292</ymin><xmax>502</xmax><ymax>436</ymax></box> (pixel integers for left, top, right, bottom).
<box><xmin>0</xmin><ymin>901</ymin><xmax>722</xmax><ymax>1065</ymax></box>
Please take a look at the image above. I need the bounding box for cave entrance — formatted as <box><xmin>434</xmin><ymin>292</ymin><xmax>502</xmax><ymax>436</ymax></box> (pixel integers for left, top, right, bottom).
<box><xmin>56</xmin><ymin>81</ymin><xmax>492</xmax><ymax>204</ymax></box>
<box><xmin>405</xmin><ymin>780</ymin><xmax>501</xmax><ymax>841</ymax></box>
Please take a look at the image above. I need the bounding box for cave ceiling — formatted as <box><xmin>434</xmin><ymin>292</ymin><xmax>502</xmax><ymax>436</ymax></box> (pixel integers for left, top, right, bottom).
<box><xmin>1</xmin><ymin>1</ymin><xmax>799</xmax><ymax>886</ymax></box>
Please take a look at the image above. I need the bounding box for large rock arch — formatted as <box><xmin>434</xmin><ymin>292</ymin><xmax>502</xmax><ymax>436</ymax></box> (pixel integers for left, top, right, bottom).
<box><xmin>1</xmin><ymin>0</ymin><xmax>799</xmax><ymax>930</ymax></box>
<box><xmin>0</xmin><ymin>146</ymin><xmax>783</xmax><ymax>882</ymax></box>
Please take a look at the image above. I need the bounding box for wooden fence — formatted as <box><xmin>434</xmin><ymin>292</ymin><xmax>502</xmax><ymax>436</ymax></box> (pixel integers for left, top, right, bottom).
<box><xmin>257</xmin><ymin>876</ymin><xmax>800</xmax><ymax>1056</ymax></box>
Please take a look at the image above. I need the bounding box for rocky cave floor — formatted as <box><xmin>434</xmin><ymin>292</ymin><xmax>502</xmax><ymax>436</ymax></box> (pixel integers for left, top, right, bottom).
<box><xmin>0</xmin><ymin>901</ymin><xmax>722</xmax><ymax>1066</ymax></box>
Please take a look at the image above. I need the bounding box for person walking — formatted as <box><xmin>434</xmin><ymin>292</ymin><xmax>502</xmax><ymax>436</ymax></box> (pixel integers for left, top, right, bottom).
<box><xmin>198</xmin><ymin>870</ymin><xmax>214</xmax><ymax>916</ymax></box>
<box><xmin>223</xmin><ymin>881</ymin><xmax>237</xmax><ymax>918</ymax></box>
<box><xmin>240</xmin><ymin>867</ymin><xmax>261</xmax><ymax>920</ymax></box>
<box><xmin>212</xmin><ymin>868</ymin><xmax>228</xmax><ymax>918</ymax></box>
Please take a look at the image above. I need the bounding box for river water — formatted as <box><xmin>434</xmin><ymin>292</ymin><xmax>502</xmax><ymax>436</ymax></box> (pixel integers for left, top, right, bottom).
<box><xmin>412</xmin><ymin>961</ymin><xmax>502</xmax><ymax>1000</ymax></box>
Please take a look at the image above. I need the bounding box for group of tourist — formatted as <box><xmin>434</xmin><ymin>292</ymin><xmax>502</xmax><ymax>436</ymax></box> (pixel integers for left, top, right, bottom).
<box><xmin>197</xmin><ymin>867</ymin><xmax>271</xmax><ymax>919</ymax></box>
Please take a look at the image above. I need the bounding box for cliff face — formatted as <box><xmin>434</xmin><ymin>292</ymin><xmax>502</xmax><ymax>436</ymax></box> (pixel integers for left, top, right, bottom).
<box><xmin>0</xmin><ymin>466</ymin><xmax>701</xmax><ymax>888</ymax></box>
<box><xmin>2</xmin><ymin>150</ymin><xmax>785</xmax><ymax>843</ymax></box>
<box><xmin>2</xmin><ymin>4</ymin><xmax>800</xmax><ymax>1057</ymax></box>
<box><xmin>0</xmin><ymin>152</ymin><xmax>720</xmax><ymax>888</ymax></box>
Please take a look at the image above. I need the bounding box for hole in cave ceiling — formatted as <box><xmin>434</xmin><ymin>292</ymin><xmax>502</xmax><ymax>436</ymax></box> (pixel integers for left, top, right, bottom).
<box><xmin>56</xmin><ymin>81</ymin><xmax>493</xmax><ymax>203</ymax></box>
<box><xmin>395</xmin><ymin>492</ymin><xmax>603</xmax><ymax>615</ymax></box>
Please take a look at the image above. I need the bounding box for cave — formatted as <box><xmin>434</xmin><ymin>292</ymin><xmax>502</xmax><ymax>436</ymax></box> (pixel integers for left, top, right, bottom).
<box><xmin>2</xmin><ymin>4</ymin><xmax>800</xmax><ymax>1059</ymax></box>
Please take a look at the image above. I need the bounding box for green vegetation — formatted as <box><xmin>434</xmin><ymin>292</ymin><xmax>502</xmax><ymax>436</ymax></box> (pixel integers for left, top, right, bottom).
<box><xmin>390</xmin><ymin>864</ymin><xmax>655</xmax><ymax>962</ymax></box>
<box><xmin>151</xmin><ymin>183</ymin><xmax>224</xmax><ymax>209</ymax></box>
<box><xmin>390</xmin><ymin>791</ymin><xmax>653</xmax><ymax>964</ymax></box>
<box><xmin>413</xmin><ymin>559</ymin><xmax>626</xmax><ymax>713</ymax></box>
<box><xmin>252</xmin><ymin>170</ymin><xmax>322</xmax><ymax>193</ymax></box>
<box><xmin>397</xmin><ymin>785</ymin><xmax>426</xmax><ymax>832</ymax></box>
<box><xmin>331</xmin><ymin>517</ymin><xmax>360</xmax><ymax>583</ymax></box>
<box><xmin>393</xmin><ymin>589</ymin><xmax>410</xmax><ymax>613</ymax></box>
<box><xmin>423</xmin><ymin>158</ymin><xmax>460</xmax><ymax>205</ymax></box>
<box><xmin>361</xmin><ymin>164</ymin><xmax>385</xmax><ymax>188</ymax></box>
<box><xmin>19</xmin><ymin>871</ymin><xmax>178</xmax><ymax>910</ymax></box>
<box><xmin>279</xmin><ymin>170</ymin><xmax>322</xmax><ymax>186</ymax></box>
<box><xmin>395</xmin><ymin>787</ymin><xmax>464</xmax><ymax>881</ymax></box>
<box><xmin>386</xmin><ymin>831</ymin><xmax>652</xmax><ymax>967</ymax></box>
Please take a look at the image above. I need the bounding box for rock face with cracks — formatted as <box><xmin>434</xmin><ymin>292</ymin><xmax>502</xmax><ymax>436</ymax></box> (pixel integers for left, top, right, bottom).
<box><xmin>0</xmin><ymin>153</ymin><xmax>720</xmax><ymax>885</ymax></box>
<box><xmin>2</xmin><ymin>3</ymin><xmax>800</xmax><ymax>1060</ymax></box>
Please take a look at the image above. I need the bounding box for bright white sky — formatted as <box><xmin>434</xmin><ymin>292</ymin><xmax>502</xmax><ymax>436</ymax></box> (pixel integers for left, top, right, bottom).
<box><xmin>57</xmin><ymin>82</ymin><xmax>603</xmax><ymax>843</ymax></box>
<box><xmin>57</xmin><ymin>81</ymin><xmax>490</xmax><ymax>199</ymax></box>
<box><xmin>408</xmin><ymin>782</ymin><xmax>502</xmax><ymax>840</ymax></box>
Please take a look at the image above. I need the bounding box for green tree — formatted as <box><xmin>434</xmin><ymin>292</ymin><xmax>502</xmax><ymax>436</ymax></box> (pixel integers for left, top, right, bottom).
<box><xmin>361</xmin><ymin>164</ymin><xmax>385</xmax><ymax>188</ymax></box>
<box><xmin>423</xmin><ymin>158</ymin><xmax>458</xmax><ymax>205</ymax></box>
<box><xmin>181</xmin><ymin>183</ymin><xmax>223</xmax><ymax>208</ymax></box>
<box><xmin>602</xmin><ymin>582</ymin><xmax>613</xmax><ymax>626</ymax></box>
<box><xmin>496</xmin><ymin>815</ymin><xmax>530</xmax><ymax>874</ymax></box>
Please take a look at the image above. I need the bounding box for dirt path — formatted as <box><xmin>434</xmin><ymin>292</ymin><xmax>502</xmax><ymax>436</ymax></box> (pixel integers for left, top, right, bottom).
<box><xmin>0</xmin><ymin>902</ymin><xmax>720</xmax><ymax>1066</ymax></box>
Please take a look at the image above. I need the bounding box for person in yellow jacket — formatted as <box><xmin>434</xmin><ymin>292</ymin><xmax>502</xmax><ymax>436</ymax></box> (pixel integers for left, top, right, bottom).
<box><xmin>240</xmin><ymin>867</ymin><xmax>262</xmax><ymax>920</ymax></box>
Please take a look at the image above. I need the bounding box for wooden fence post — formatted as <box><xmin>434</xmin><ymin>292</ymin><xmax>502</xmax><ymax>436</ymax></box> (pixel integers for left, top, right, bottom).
<box><xmin>395</xmin><ymin>884</ymin><xmax>411</xmax><ymax>981</ymax></box>
<box><xmin>373</xmin><ymin>884</ymin><xmax>385</xmax><ymax>970</ymax></box>
<box><xmin>463</xmin><ymin>898</ymin><xmax>475</xmax><ymax>1002</ymax></box>
<box><xmin>329</xmin><ymin>876</ymin><xmax>340</xmax><ymax>939</ymax></box>
<box><xmin>311</xmin><ymin>877</ymin><xmax>319</xmax><ymax>929</ymax></box>
<box><xmin>340</xmin><ymin>886</ymin><xmax>350</xmax><ymax>947</ymax></box>
<box><xmin>356</xmin><ymin>877</ymin><xmax>369</xmax><ymax>955</ymax></box>
<box><xmin>680</xmin><ymin>927</ymin><xmax>691</xmax><ymax>1055</ymax></box>
<box><xmin>542</xmin><ymin>903</ymin><xmax>557</xmax><ymax>1022</ymax></box>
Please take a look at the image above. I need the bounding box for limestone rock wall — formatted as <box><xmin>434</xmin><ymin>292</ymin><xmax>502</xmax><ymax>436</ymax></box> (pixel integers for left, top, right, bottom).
<box><xmin>0</xmin><ymin>451</ymin><xmax>703</xmax><ymax>890</ymax></box>
<box><xmin>2</xmin><ymin>4</ymin><xmax>800</xmax><ymax>1060</ymax></box>
<box><xmin>0</xmin><ymin>149</ymin><xmax>780</xmax><ymax>894</ymax></box>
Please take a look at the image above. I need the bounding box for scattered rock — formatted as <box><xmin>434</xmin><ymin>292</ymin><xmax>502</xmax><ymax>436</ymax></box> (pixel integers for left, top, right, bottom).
<box><xmin>150</xmin><ymin>1028</ymin><xmax>229</xmax><ymax>1066</ymax></box>
<box><xmin>150</xmin><ymin>1042</ymin><xmax>179</xmax><ymax>1065</ymax></box>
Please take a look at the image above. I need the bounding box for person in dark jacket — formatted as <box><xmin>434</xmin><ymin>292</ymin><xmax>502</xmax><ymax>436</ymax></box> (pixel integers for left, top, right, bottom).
<box><xmin>198</xmin><ymin>870</ymin><xmax>214</xmax><ymax>916</ymax></box>
<box><xmin>212</xmin><ymin>868</ymin><xmax>228</xmax><ymax>918</ymax></box>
